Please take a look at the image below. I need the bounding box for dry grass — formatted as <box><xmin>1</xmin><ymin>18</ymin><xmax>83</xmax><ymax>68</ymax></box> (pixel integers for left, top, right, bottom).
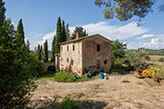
<box><xmin>149</xmin><ymin>55</ymin><xmax>164</xmax><ymax>61</ymax></box>
<box><xmin>148</xmin><ymin>55</ymin><xmax>164</xmax><ymax>65</ymax></box>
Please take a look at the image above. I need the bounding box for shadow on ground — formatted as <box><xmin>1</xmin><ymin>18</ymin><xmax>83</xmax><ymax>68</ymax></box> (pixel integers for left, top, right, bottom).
<box><xmin>28</xmin><ymin>98</ymin><xmax>108</xmax><ymax>109</ymax></box>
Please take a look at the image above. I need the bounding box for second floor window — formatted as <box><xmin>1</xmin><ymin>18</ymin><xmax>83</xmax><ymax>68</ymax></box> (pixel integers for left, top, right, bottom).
<box><xmin>73</xmin><ymin>45</ymin><xmax>75</xmax><ymax>51</ymax></box>
<box><xmin>67</xmin><ymin>46</ymin><xmax>69</xmax><ymax>51</ymax></box>
<box><xmin>97</xmin><ymin>44</ymin><xmax>100</xmax><ymax>51</ymax></box>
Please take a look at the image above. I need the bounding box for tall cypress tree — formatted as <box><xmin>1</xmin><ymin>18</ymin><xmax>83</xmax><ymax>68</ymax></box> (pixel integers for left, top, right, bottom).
<box><xmin>0</xmin><ymin>0</ymin><xmax>6</xmax><ymax>27</ymax></box>
<box><xmin>16</xmin><ymin>19</ymin><xmax>25</xmax><ymax>46</ymax></box>
<box><xmin>43</xmin><ymin>39</ymin><xmax>48</xmax><ymax>62</ymax></box>
<box><xmin>55</xmin><ymin>17</ymin><xmax>62</xmax><ymax>53</ymax></box>
<box><xmin>51</xmin><ymin>36</ymin><xmax>56</xmax><ymax>62</ymax></box>
<box><xmin>37</xmin><ymin>44</ymin><xmax>41</xmax><ymax>60</ymax></box>
<box><xmin>66</xmin><ymin>23</ymin><xmax>70</xmax><ymax>41</ymax></box>
<box><xmin>61</xmin><ymin>20</ymin><xmax>66</xmax><ymax>42</ymax></box>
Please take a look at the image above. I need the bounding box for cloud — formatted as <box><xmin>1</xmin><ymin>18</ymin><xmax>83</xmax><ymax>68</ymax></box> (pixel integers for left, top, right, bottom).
<box><xmin>30</xmin><ymin>21</ymin><xmax>149</xmax><ymax>50</ymax></box>
<box><xmin>137</xmin><ymin>34</ymin><xmax>154</xmax><ymax>40</ymax></box>
<box><xmin>82</xmin><ymin>21</ymin><xmax>149</xmax><ymax>40</ymax></box>
<box><xmin>139</xmin><ymin>38</ymin><xmax>164</xmax><ymax>49</ymax></box>
<box><xmin>36</xmin><ymin>31</ymin><xmax>56</xmax><ymax>50</ymax></box>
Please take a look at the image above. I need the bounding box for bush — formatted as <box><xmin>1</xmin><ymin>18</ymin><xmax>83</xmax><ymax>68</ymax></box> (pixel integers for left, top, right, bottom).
<box><xmin>115</xmin><ymin>60</ymin><xmax>122</xmax><ymax>68</ymax></box>
<box><xmin>158</xmin><ymin>58</ymin><xmax>164</xmax><ymax>62</ymax></box>
<box><xmin>54</xmin><ymin>72</ymin><xmax>97</xmax><ymax>82</ymax></box>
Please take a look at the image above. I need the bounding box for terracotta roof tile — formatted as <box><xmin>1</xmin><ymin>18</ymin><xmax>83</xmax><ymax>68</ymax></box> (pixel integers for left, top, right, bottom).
<box><xmin>59</xmin><ymin>34</ymin><xmax>113</xmax><ymax>45</ymax></box>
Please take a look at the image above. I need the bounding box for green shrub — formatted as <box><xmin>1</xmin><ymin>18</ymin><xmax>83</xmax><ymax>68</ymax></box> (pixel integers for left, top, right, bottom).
<box><xmin>54</xmin><ymin>72</ymin><xmax>97</xmax><ymax>82</ymax></box>
<box><xmin>152</xmin><ymin>64</ymin><xmax>163</xmax><ymax>68</ymax></box>
<box><xmin>158</xmin><ymin>57</ymin><xmax>164</xmax><ymax>62</ymax></box>
<box><xmin>115</xmin><ymin>60</ymin><xmax>122</xmax><ymax>68</ymax></box>
<box><xmin>54</xmin><ymin>73</ymin><xmax>76</xmax><ymax>82</ymax></box>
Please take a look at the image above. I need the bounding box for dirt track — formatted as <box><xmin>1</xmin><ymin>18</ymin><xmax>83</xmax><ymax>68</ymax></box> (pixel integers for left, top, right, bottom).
<box><xmin>31</xmin><ymin>74</ymin><xmax>164</xmax><ymax>109</ymax></box>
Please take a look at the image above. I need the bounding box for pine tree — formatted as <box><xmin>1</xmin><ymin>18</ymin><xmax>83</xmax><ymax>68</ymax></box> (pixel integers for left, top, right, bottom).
<box><xmin>70</xmin><ymin>27</ymin><xmax>88</xmax><ymax>40</ymax></box>
<box><xmin>0</xmin><ymin>0</ymin><xmax>6</xmax><ymax>27</ymax></box>
<box><xmin>16</xmin><ymin>19</ymin><xmax>25</xmax><ymax>46</ymax></box>
<box><xmin>61</xmin><ymin>20</ymin><xmax>66</xmax><ymax>42</ymax></box>
<box><xmin>43</xmin><ymin>39</ymin><xmax>48</xmax><ymax>63</ymax></box>
<box><xmin>55</xmin><ymin>17</ymin><xmax>62</xmax><ymax>53</ymax></box>
<box><xmin>66</xmin><ymin>23</ymin><xmax>70</xmax><ymax>41</ymax></box>
<box><xmin>51</xmin><ymin>36</ymin><xmax>56</xmax><ymax>62</ymax></box>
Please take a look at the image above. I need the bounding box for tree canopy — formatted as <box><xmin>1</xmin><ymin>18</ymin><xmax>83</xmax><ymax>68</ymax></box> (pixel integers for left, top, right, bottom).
<box><xmin>16</xmin><ymin>19</ymin><xmax>25</xmax><ymax>45</ymax></box>
<box><xmin>94</xmin><ymin>0</ymin><xmax>162</xmax><ymax>22</ymax></box>
<box><xmin>43</xmin><ymin>39</ymin><xmax>48</xmax><ymax>63</ymax></box>
<box><xmin>51</xmin><ymin>36</ymin><xmax>56</xmax><ymax>62</ymax></box>
<box><xmin>111</xmin><ymin>39</ymin><xmax>127</xmax><ymax>60</ymax></box>
<box><xmin>0</xmin><ymin>1</ymin><xmax>44</xmax><ymax>107</ymax></box>
<box><xmin>70</xmin><ymin>27</ymin><xmax>88</xmax><ymax>40</ymax></box>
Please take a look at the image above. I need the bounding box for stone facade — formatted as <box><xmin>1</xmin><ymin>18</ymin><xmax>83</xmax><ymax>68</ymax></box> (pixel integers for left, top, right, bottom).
<box><xmin>59</xmin><ymin>33</ymin><xmax>114</xmax><ymax>76</ymax></box>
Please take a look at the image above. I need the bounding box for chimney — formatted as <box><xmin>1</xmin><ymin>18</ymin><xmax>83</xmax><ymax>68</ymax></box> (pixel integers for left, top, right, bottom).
<box><xmin>76</xmin><ymin>32</ymin><xmax>81</xmax><ymax>39</ymax></box>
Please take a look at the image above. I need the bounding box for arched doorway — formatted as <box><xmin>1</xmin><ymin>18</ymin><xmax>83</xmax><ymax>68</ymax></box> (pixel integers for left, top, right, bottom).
<box><xmin>47</xmin><ymin>66</ymin><xmax>56</xmax><ymax>72</ymax></box>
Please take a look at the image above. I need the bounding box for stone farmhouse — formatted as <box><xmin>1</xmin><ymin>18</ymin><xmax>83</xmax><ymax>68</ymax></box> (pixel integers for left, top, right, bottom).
<box><xmin>55</xmin><ymin>32</ymin><xmax>115</xmax><ymax>76</ymax></box>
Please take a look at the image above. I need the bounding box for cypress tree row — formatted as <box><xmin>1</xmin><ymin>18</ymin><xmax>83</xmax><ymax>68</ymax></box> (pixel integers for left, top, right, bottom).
<box><xmin>0</xmin><ymin>0</ymin><xmax>6</xmax><ymax>27</ymax></box>
<box><xmin>66</xmin><ymin>23</ymin><xmax>70</xmax><ymax>41</ymax></box>
<box><xmin>16</xmin><ymin>19</ymin><xmax>25</xmax><ymax>46</ymax></box>
<box><xmin>43</xmin><ymin>39</ymin><xmax>48</xmax><ymax>63</ymax></box>
<box><xmin>55</xmin><ymin>17</ymin><xmax>62</xmax><ymax>53</ymax></box>
<box><xmin>51</xmin><ymin>36</ymin><xmax>56</xmax><ymax>62</ymax></box>
<box><xmin>37</xmin><ymin>44</ymin><xmax>41</xmax><ymax>60</ymax></box>
<box><xmin>61</xmin><ymin>20</ymin><xmax>66</xmax><ymax>42</ymax></box>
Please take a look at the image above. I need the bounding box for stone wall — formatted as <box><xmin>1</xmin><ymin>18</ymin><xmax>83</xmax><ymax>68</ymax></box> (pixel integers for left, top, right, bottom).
<box><xmin>60</xmin><ymin>42</ymin><xmax>82</xmax><ymax>75</ymax></box>
<box><xmin>82</xmin><ymin>35</ymin><xmax>112</xmax><ymax>73</ymax></box>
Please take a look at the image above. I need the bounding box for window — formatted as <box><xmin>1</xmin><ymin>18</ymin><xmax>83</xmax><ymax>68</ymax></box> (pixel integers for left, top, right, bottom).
<box><xmin>104</xmin><ymin>60</ymin><xmax>107</xmax><ymax>64</ymax></box>
<box><xmin>61</xmin><ymin>57</ymin><xmax>62</xmax><ymax>61</ymax></box>
<box><xmin>72</xmin><ymin>60</ymin><xmax>73</xmax><ymax>65</ymax></box>
<box><xmin>73</xmin><ymin>45</ymin><xmax>75</xmax><ymax>51</ymax></box>
<box><xmin>61</xmin><ymin>46</ymin><xmax>63</xmax><ymax>50</ymax></box>
<box><xmin>67</xmin><ymin>46</ymin><xmax>69</xmax><ymax>51</ymax></box>
<box><xmin>67</xmin><ymin>58</ymin><xmax>69</xmax><ymax>62</ymax></box>
<box><xmin>97</xmin><ymin>44</ymin><xmax>100</xmax><ymax>51</ymax></box>
<box><xmin>97</xmin><ymin>61</ymin><xmax>101</xmax><ymax>69</ymax></box>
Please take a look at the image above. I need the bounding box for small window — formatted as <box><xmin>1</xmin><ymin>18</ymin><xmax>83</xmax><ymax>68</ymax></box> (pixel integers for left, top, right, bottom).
<box><xmin>67</xmin><ymin>46</ymin><xmax>69</xmax><ymax>51</ymax></box>
<box><xmin>61</xmin><ymin>57</ymin><xmax>62</xmax><ymax>61</ymax></box>
<box><xmin>67</xmin><ymin>58</ymin><xmax>69</xmax><ymax>62</ymax></box>
<box><xmin>104</xmin><ymin>60</ymin><xmax>107</xmax><ymax>64</ymax></box>
<box><xmin>97</xmin><ymin>44</ymin><xmax>100</xmax><ymax>51</ymax></box>
<box><xmin>61</xmin><ymin>46</ymin><xmax>63</xmax><ymax>50</ymax></box>
<box><xmin>72</xmin><ymin>60</ymin><xmax>73</xmax><ymax>65</ymax></box>
<box><xmin>73</xmin><ymin>45</ymin><xmax>75</xmax><ymax>51</ymax></box>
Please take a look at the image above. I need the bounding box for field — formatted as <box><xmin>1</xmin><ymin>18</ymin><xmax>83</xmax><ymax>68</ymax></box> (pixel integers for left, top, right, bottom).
<box><xmin>149</xmin><ymin>55</ymin><xmax>164</xmax><ymax>62</ymax></box>
<box><xmin>30</xmin><ymin>74</ymin><xmax>164</xmax><ymax>109</ymax></box>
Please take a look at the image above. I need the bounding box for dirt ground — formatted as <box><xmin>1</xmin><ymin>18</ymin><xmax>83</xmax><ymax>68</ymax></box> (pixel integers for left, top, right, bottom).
<box><xmin>30</xmin><ymin>74</ymin><xmax>164</xmax><ymax>109</ymax></box>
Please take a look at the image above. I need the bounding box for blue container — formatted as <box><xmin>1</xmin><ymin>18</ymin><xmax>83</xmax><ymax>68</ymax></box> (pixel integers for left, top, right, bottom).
<box><xmin>73</xmin><ymin>76</ymin><xmax>76</xmax><ymax>79</ymax></box>
<box><xmin>85</xmin><ymin>73</ymin><xmax>89</xmax><ymax>79</ymax></box>
<box><xmin>100</xmin><ymin>72</ymin><xmax>104</xmax><ymax>79</ymax></box>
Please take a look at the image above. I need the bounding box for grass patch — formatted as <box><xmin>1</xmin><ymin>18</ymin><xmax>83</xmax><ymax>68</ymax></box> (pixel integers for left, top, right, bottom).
<box><xmin>54</xmin><ymin>72</ymin><xmax>98</xmax><ymax>82</ymax></box>
<box><xmin>37</xmin><ymin>71</ymin><xmax>56</xmax><ymax>81</ymax></box>
<box><xmin>107</xmin><ymin>68</ymin><xmax>130</xmax><ymax>75</ymax></box>
<box><xmin>151</xmin><ymin>64</ymin><xmax>163</xmax><ymax>69</ymax></box>
<box><xmin>155</xmin><ymin>69</ymin><xmax>164</xmax><ymax>79</ymax></box>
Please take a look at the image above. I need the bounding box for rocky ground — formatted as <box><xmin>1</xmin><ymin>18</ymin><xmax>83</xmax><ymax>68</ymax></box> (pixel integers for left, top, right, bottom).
<box><xmin>30</xmin><ymin>74</ymin><xmax>164</xmax><ymax>109</ymax></box>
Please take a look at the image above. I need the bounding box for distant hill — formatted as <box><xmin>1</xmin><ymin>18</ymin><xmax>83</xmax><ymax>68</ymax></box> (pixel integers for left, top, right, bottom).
<box><xmin>126</xmin><ymin>48</ymin><xmax>164</xmax><ymax>55</ymax></box>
